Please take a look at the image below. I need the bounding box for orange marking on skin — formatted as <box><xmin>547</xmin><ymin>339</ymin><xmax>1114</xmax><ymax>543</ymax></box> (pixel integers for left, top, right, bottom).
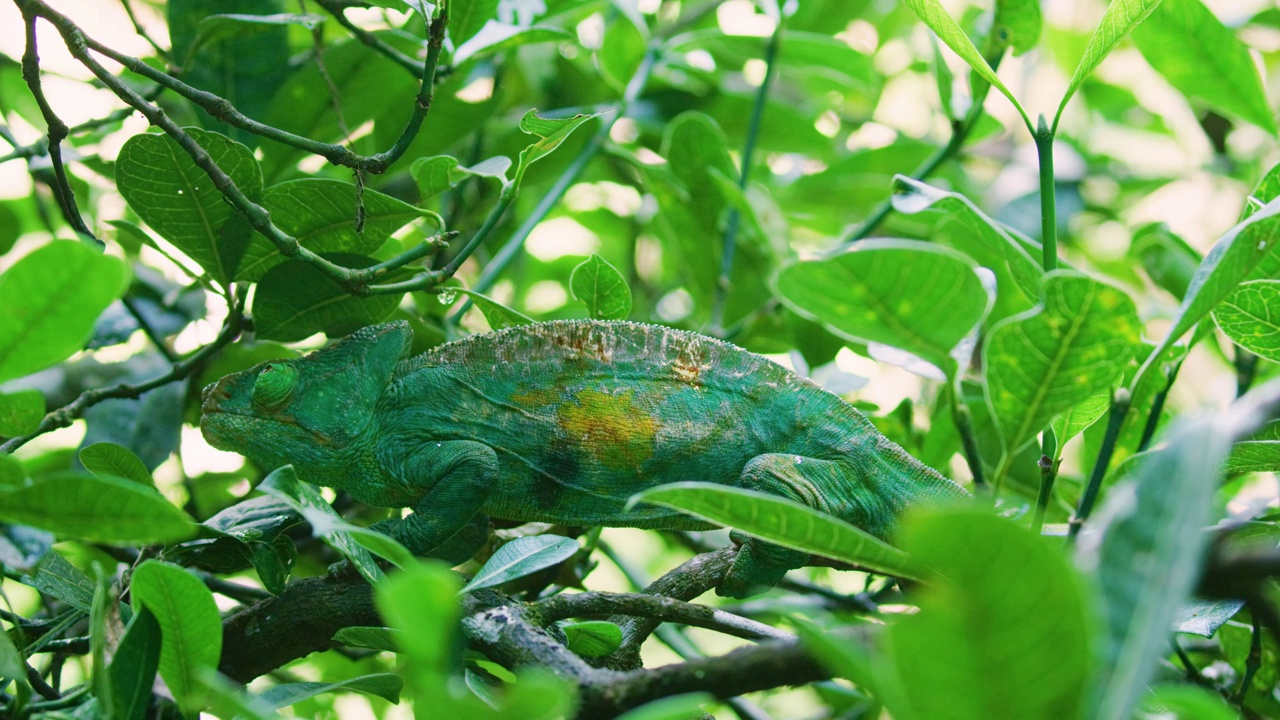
<box><xmin>557</xmin><ymin>388</ymin><xmax>657</xmax><ymax>470</ymax></box>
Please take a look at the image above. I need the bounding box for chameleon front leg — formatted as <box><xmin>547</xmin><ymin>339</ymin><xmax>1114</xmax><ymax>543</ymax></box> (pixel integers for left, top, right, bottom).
<box><xmin>382</xmin><ymin>440</ymin><xmax>498</xmax><ymax>561</ymax></box>
<box><xmin>719</xmin><ymin>453</ymin><xmax>856</xmax><ymax>599</ymax></box>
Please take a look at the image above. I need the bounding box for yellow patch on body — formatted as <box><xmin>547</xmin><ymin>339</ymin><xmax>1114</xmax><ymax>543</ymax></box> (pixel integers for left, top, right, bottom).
<box><xmin>556</xmin><ymin>388</ymin><xmax>658</xmax><ymax>471</ymax></box>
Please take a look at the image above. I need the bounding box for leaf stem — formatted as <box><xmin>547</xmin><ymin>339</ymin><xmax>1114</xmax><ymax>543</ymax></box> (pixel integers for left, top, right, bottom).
<box><xmin>1031</xmin><ymin>450</ymin><xmax>1058</xmax><ymax>533</ymax></box>
<box><xmin>710</xmin><ymin>19</ymin><xmax>782</xmax><ymax>333</ymax></box>
<box><xmin>1068</xmin><ymin>388</ymin><xmax>1132</xmax><ymax>541</ymax></box>
<box><xmin>1137</xmin><ymin>358</ymin><xmax>1184</xmax><ymax>452</ymax></box>
<box><xmin>1034</xmin><ymin>113</ymin><xmax>1057</xmax><ymax>271</ymax></box>
<box><xmin>950</xmin><ymin>388</ymin><xmax>987</xmax><ymax>488</ymax></box>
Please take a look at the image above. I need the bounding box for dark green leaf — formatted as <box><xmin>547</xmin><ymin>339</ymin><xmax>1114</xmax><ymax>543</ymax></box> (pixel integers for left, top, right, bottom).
<box><xmin>0</xmin><ymin>472</ymin><xmax>194</xmax><ymax>544</ymax></box>
<box><xmin>19</xmin><ymin>550</ymin><xmax>95</xmax><ymax>612</ymax></box>
<box><xmin>0</xmin><ymin>616</ymin><xmax>24</xmax><ymax>683</ymax></box>
<box><xmin>115</xmin><ymin>129</ymin><xmax>262</xmax><ymax>285</ymax></box>
<box><xmin>109</xmin><ymin>608</ymin><xmax>162</xmax><ymax>720</ymax></box>
<box><xmin>451</xmin><ymin>0</ymin><xmax>500</xmax><ymax>46</ymax></box>
<box><xmin>79</xmin><ymin>442</ymin><xmax>153</xmax><ymax>486</ymax></box>
<box><xmin>257</xmin><ymin>673</ymin><xmax>403</xmax><ymax>709</ymax></box>
<box><xmin>0</xmin><ymin>389</ymin><xmax>43</xmax><ymax>437</ymax></box>
<box><xmin>776</xmin><ymin>239</ymin><xmax>991</xmax><ymax>379</ymax></box>
<box><xmin>881</xmin><ymin>510</ymin><xmax>1092</xmax><ymax>720</ymax></box>
<box><xmin>452</xmin><ymin>289</ymin><xmax>534</xmax><ymax>329</ymax></box>
<box><xmin>185</xmin><ymin>13</ymin><xmax>323</xmax><ymax>68</ymax></box>
<box><xmin>570</xmin><ymin>254</ymin><xmax>631</xmax><ymax>320</ymax></box>
<box><xmin>461</xmin><ymin>535</ymin><xmax>579</xmax><ymax>593</ymax></box>
<box><xmin>0</xmin><ymin>241</ymin><xmax>128</xmax><ymax>384</ymax></box>
<box><xmin>252</xmin><ymin>253</ymin><xmax>402</xmax><ymax>342</ymax></box>
<box><xmin>561</xmin><ymin>621</ymin><xmax>622</xmax><ymax>658</ymax></box>
<box><xmin>130</xmin><ymin>560</ymin><xmax>222</xmax><ymax>717</ymax></box>
<box><xmin>237</xmin><ymin>179</ymin><xmax>436</xmax><ymax>281</ymax></box>
<box><xmin>984</xmin><ymin>271</ymin><xmax>1140</xmax><ymax>456</ymax></box>
<box><xmin>631</xmin><ymin>482</ymin><xmax>919</xmax><ymax>580</ymax></box>
<box><xmin>1132</xmin><ymin>0</ymin><xmax>1277</xmax><ymax>134</ymax></box>
<box><xmin>1129</xmin><ymin>223</ymin><xmax>1200</xmax><ymax>300</ymax></box>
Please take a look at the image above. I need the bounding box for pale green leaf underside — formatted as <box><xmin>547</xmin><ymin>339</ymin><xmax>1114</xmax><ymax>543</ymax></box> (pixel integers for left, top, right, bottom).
<box><xmin>1213</xmin><ymin>280</ymin><xmax>1280</xmax><ymax>362</ymax></box>
<box><xmin>1227</xmin><ymin>419</ymin><xmax>1280</xmax><ymax>473</ymax></box>
<box><xmin>631</xmin><ymin>482</ymin><xmax>920</xmax><ymax>580</ymax></box>
<box><xmin>985</xmin><ymin>271</ymin><xmax>1140</xmax><ymax>456</ymax></box>
<box><xmin>1050</xmin><ymin>392</ymin><xmax>1111</xmax><ymax>448</ymax></box>
<box><xmin>0</xmin><ymin>472</ymin><xmax>194</xmax><ymax>544</ymax></box>
<box><xmin>775</xmin><ymin>239</ymin><xmax>991</xmax><ymax>379</ymax></box>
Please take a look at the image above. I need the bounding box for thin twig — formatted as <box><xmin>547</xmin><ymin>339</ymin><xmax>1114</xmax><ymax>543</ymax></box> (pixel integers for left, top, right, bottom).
<box><xmin>532</xmin><ymin>591</ymin><xmax>792</xmax><ymax>643</ymax></box>
<box><xmin>313</xmin><ymin>0</ymin><xmax>424</xmax><ymax>76</ymax></box>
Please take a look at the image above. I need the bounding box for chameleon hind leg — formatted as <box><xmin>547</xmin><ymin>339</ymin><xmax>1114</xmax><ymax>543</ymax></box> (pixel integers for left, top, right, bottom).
<box><xmin>718</xmin><ymin>453</ymin><xmax>853</xmax><ymax>599</ymax></box>
<box><xmin>382</xmin><ymin>440</ymin><xmax>498</xmax><ymax>562</ymax></box>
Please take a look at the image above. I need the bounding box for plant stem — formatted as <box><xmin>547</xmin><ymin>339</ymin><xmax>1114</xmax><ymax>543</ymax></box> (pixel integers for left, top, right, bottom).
<box><xmin>1068</xmin><ymin>388</ymin><xmax>1132</xmax><ymax>540</ymax></box>
<box><xmin>1137</xmin><ymin>358</ymin><xmax>1184</xmax><ymax>452</ymax></box>
<box><xmin>1034</xmin><ymin>113</ymin><xmax>1057</xmax><ymax>271</ymax></box>
<box><xmin>949</xmin><ymin>387</ymin><xmax>986</xmax><ymax>488</ymax></box>
<box><xmin>710</xmin><ymin>19</ymin><xmax>781</xmax><ymax>333</ymax></box>
<box><xmin>1032</xmin><ymin>452</ymin><xmax>1058</xmax><ymax>534</ymax></box>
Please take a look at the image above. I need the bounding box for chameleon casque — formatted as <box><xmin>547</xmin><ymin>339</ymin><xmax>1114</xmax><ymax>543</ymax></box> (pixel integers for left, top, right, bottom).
<box><xmin>200</xmin><ymin>320</ymin><xmax>967</xmax><ymax>598</ymax></box>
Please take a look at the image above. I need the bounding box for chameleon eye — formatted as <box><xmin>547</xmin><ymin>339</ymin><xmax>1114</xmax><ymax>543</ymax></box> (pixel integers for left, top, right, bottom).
<box><xmin>252</xmin><ymin>363</ymin><xmax>298</xmax><ymax>410</ymax></box>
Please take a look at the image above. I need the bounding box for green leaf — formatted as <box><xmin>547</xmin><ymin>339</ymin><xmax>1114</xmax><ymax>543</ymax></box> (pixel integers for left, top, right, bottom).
<box><xmin>1212</xmin><ymin>280</ymin><xmax>1280</xmax><ymax>362</ymax></box>
<box><xmin>901</xmin><ymin>0</ymin><xmax>1028</xmax><ymax>128</ymax></box>
<box><xmin>376</xmin><ymin>563</ymin><xmax>470</xmax><ymax>710</ymax></box>
<box><xmin>880</xmin><ymin>510</ymin><xmax>1093</xmax><ymax>720</ymax></box>
<box><xmin>1077</xmin><ymin>411</ymin><xmax>1236</xmax><ymax>720</ymax></box>
<box><xmin>561</xmin><ymin>621</ymin><xmax>622</xmax><ymax>658</ymax></box>
<box><xmin>1055</xmin><ymin>0</ymin><xmax>1165</xmax><ymax>131</ymax></box>
<box><xmin>257</xmin><ymin>673</ymin><xmax>403</xmax><ymax>709</ymax></box>
<box><xmin>452</xmin><ymin>289</ymin><xmax>534</xmax><ymax>330</ymax></box>
<box><xmin>1244</xmin><ymin>162</ymin><xmax>1280</xmax><ymax>221</ymax></box>
<box><xmin>454</xmin><ymin>22</ymin><xmax>573</xmax><ymax>65</ymax></box>
<box><xmin>19</xmin><ymin>550</ymin><xmax>95</xmax><ymax>611</ymax></box>
<box><xmin>0</xmin><ymin>472</ymin><xmax>195</xmax><ymax>544</ymax></box>
<box><xmin>0</xmin><ymin>616</ymin><xmax>24</xmax><ymax>684</ymax></box>
<box><xmin>1132</xmin><ymin>0</ymin><xmax>1277</xmax><ymax>134</ymax></box>
<box><xmin>0</xmin><ymin>241</ymin><xmax>128</xmax><ymax>384</ymax></box>
<box><xmin>252</xmin><ymin>253</ymin><xmax>402</xmax><ymax>342</ymax></box>
<box><xmin>1134</xmin><ymin>195</ymin><xmax>1280</xmax><ymax>393</ymax></box>
<box><xmin>0</xmin><ymin>453</ymin><xmax>22</xmax><ymax>487</ymax></box>
<box><xmin>891</xmin><ymin>176</ymin><xmax>1040</xmax><ymax>320</ymax></box>
<box><xmin>1049</xmin><ymin>393</ymin><xmax>1111</xmax><ymax>448</ymax></box>
<box><xmin>109</xmin><ymin>608</ymin><xmax>162</xmax><ymax>720</ymax></box>
<box><xmin>451</xmin><ymin>0</ymin><xmax>499</xmax><ymax>46</ymax></box>
<box><xmin>332</xmin><ymin>626</ymin><xmax>402</xmax><ymax>652</ymax></box>
<box><xmin>984</xmin><ymin>271</ymin><xmax>1140</xmax><ymax>455</ymax></box>
<box><xmin>570</xmin><ymin>254</ymin><xmax>632</xmax><ymax>320</ymax></box>
<box><xmin>185</xmin><ymin>13</ymin><xmax>323</xmax><ymax>68</ymax></box>
<box><xmin>0</xmin><ymin>389</ymin><xmax>43</xmax><ymax>437</ymax></box>
<box><xmin>1227</xmin><ymin>419</ymin><xmax>1280</xmax><ymax>473</ymax></box>
<box><xmin>612</xmin><ymin>694</ymin><xmax>716</xmax><ymax>720</ymax></box>
<box><xmin>1129</xmin><ymin>223</ymin><xmax>1200</xmax><ymax>300</ymax></box>
<box><xmin>461</xmin><ymin>535</ymin><xmax>579</xmax><ymax>593</ymax></box>
<box><xmin>512</xmin><ymin>110</ymin><xmax>604</xmax><ymax>190</ymax></box>
<box><xmin>412</xmin><ymin>155</ymin><xmax>469</xmax><ymax>200</ymax></box>
<box><xmin>236</xmin><ymin>179</ymin><xmax>437</xmax><ymax>281</ymax></box>
<box><xmin>775</xmin><ymin>239</ymin><xmax>991</xmax><ymax>379</ymax></box>
<box><xmin>1143</xmin><ymin>684</ymin><xmax>1240</xmax><ymax>720</ymax></box>
<box><xmin>79</xmin><ymin>442</ymin><xmax>154</xmax><ymax>486</ymax></box>
<box><xmin>1174</xmin><ymin>598</ymin><xmax>1245</xmax><ymax>637</ymax></box>
<box><xmin>258</xmin><ymin>465</ymin><xmax>385</xmax><ymax>584</ymax></box>
<box><xmin>995</xmin><ymin>0</ymin><xmax>1042</xmax><ymax>56</ymax></box>
<box><xmin>131</xmin><ymin>560</ymin><xmax>222</xmax><ymax>718</ymax></box>
<box><xmin>115</xmin><ymin>128</ymin><xmax>262</xmax><ymax>285</ymax></box>
<box><xmin>631</xmin><ymin>482</ymin><xmax>920</xmax><ymax>580</ymax></box>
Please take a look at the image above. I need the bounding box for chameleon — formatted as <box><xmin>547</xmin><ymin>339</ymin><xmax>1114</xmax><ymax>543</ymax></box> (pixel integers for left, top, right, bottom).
<box><xmin>200</xmin><ymin>320</ymin><xmax>967</xmax><ymax>598</ymax></box>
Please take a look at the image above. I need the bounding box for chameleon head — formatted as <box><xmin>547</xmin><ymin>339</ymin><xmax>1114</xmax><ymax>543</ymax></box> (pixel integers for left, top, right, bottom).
<box><xmin>199</xmin><ymin>322</ymin><xmax>413</xmax><ymax>470</ymax></box>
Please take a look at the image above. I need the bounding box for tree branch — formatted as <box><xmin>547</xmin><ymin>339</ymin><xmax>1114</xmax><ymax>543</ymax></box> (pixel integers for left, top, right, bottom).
<box><xmin>532</xmin><ymin>591</ymin><xmax>792</xmax><ymax>643</ymax></box>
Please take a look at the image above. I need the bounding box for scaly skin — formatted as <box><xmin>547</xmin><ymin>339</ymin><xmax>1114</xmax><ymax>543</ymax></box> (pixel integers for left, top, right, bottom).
<box><xmin>201</xmin><ymin>321</ymin><xmax>967</xmax><ymax>597</ymax></box>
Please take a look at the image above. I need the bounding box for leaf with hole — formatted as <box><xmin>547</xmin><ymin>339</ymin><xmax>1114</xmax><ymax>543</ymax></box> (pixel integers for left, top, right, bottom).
<box><xmin>631</xmin><ymin>482</ymin><xmax>920</xmax><ymax>580</ymax></box>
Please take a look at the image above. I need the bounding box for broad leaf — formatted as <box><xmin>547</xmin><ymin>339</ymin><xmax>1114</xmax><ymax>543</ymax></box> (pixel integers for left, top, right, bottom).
<box><xmin>79</xmin><ymin>442</ymin><xmax>154</xmax><ymax>486</ymax></box>
<box><xmin>109</xmin><ymin>609</ymin><xmax>162</xmax><ymax>720</ymax></box>
<box><xmin>1055</xmin><ymin>0</ymin><xmax>1165</xmax><ymax>131</ymax></box>
<box><xmin>19</xmin><ymin>550</ymin><xmax>96</xmax><ymax>611</ymax></box>
<box><xmin>454</xmin><ymin>22</ymin><xmax>573</xmax><ymax>66</ymax></box>
<box><xmin>891</xmin><ymin>176</ymin><xmax>1040</xmax><ymax>320</ymax></box>
<box><xmin>1174</xmin><ymin>599</ymin><xmax>1245</xmax><ymax>637</ymax></box>
<box><xmin>631</xmin><ymin>482</ymin><xmax>920</xmax><ymax>580</ymax></box>
<box><xmin>901</xmin><ymin>0</ymin><xmax>1028</xmax><ymax>127</ymax></box>
<box><xmin>185</xmin><ymin>13</ymin><xmax>323</xmax><ymax>68</ymax></box>
<box><xmin>1050</xmin><ymin>393</ymin><xmax>1111</xmax><ymax>447</ymax></box>
<box><xmin>1077</xmin><ymin>409</ymin><xmax>1238</xmax><ymax>720</ymax></box>
<box><xmin>1227</xmin><ymin>419</ymin><xmax>1280</xmax><ymax>473</ymax></box>
<box><xmin>252</xmin><ymin>253</ymin><xmax>402</xmax><ymax>342</ymax></box>
<box><xmin>1129</xmin><ymin>223</ymin><xmax>1200</xmax><ymax>300</ymax></box>
<box><xmin>570</xmin><ymin>254</ymin><xmax>632</xmax><ymax>320</ymax></box>
<box><xmin>116</xmin><ymin>128</ymin><xmax>262</xmax><ymax>285</ymax></box>
<box><xmin>0</xmin><ymin>472</ymin><xmax>194</xmax><ymax>544</ymax></box>
<box><xmin>881</xmin><ymin>510</ymin><xmax>1092</xmax><ymax>720</ymax></box>
<box><xmin>0</xmin><ymin>453</ymin><xmax>22</xmax><ymax>487</ymax></box>
<box><xmin>237</xmin><ymin>179</ymin><xmax>437</xmax><ymax>281</ymax></box>
<box><xmin>0</xmin><ymin>241</ymin><xmax>127</xmax><ymax>384</ymax></box>
<box><xmin>984</xmin><ymin>271</ymin><xmax>1140</xmax><ymax>455</ymax></box>
<box><xmin>461</xmin><ymin>535</ymin><xmax>579</xmax><ymax>593</ymax></box>
<box><xmin>258</xmin><ymin>673</ymin><xmax>403</xmax><ymax>709</ymax></box>
<box><xmin>376</xmin><ymin>563</ymin><xmax>474</xmax><ymax>711</ymax></box>
<box><xmin>0</xmin><ymin>389</ymin><xmax>43</xmax><ymax>436</ymax></box>
<box><xmin>413</xmin><ymin>155</ymin><xmax>472</xmax><ymax>199</ymax></box>
<box><xmin>1143</xmin><ymin>685</ymin><xmax>1239</xmax><ymax>720</ymax></box>
<box><xmin>776</xmin><ymin>239</ymin><xmax>991</xmax><ymax>379</ymax></box>
<box><xmin>1212</xmin><ymin>280</ymin><xmax>1280</xmax><ymax>362</ymax></box>
<box><xmin>995</xmin><ymin>0</ymin><xmax>1042</xmax><ymax>56</ymax></box>
<box><xmin>131</xmin><ymin>561</ymin><xmax>222</xmax><ymax>717</ymax></box>
<box><xmin>451</xmin><ymin>0</ymin><xmax>499</xmax><ymax>47</ymax></box>
<box><xmin>1132</xmin><ymin>0</ymin><xmax>1277</xmax><ymax>134</ymax></box>
<box><xmin>561</xmin><ymin>621</ymin><xmax>622</xmax><ymax>658</ymax></box>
